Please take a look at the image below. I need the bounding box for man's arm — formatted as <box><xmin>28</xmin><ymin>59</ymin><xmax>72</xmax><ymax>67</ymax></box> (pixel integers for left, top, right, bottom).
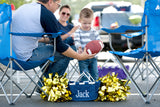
<box><xmin>62</xmin><ymin>47</ymin><xmax>95</xmax><ymax>60</ymax></box>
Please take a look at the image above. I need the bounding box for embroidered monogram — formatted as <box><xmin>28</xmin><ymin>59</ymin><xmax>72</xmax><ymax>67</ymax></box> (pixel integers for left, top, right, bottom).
<box><xmin>75</xmin><ymin>90</ymin><xmax>89</xmax><ymax>98</ymax></box>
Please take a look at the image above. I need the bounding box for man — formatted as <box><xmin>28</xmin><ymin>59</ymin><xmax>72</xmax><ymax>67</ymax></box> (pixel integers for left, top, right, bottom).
<box><xmin>12</xmin><ymin>0</ymin><xmax>95</xmax><ymax>82</ymax></box>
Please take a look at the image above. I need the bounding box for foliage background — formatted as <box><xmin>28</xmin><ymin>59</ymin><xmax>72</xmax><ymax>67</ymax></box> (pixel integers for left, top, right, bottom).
<box><xmin>0</xmin><ymin>0</ymin><xmax>32</xmax><ymax>9</ymax></box>
<box><xmin>0</xmin><ymin>0</ymin><xmax>144</xmax><ymax>19</ymax></box>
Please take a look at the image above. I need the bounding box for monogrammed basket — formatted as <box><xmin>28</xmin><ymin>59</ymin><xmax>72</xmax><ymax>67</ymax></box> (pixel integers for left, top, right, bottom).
<box><xmin>68</xmin><ymin>72</ymin><xmax>100</xmax><ymax>101</ymax></box>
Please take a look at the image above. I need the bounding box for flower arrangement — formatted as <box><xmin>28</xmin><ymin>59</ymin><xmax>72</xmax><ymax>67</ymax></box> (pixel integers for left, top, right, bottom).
<box><xmin>96</xmin><ymin>72</ymin><xmax>130</xmax><ymax>102</ymax></box>
<box><xmin>98</xmin><ymin>65</ymin><xmax>129</xmax><ymax>79</ymax></box>
<box><xmin>40</xmin><ymin>73</ymin><xmax>72</xmax><ymax>102</ymax></box>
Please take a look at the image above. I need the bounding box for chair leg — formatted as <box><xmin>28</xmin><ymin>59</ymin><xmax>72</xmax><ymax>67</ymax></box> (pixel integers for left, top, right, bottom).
<box><xmin>3</xmin><ymin>59</ymin><xmax>50</xmax><ymax>104</ymax></box>
<box><xmin>0</xmin><ymin>82</ymin><xmax>11</xmax><ymax>104</ymax></box>
<box><xmin>0</xmin><ymin>67</ymin><xmax>29</xmax><ymax>99</ymax></box>
<box><xmin>112</xmin><ymin>54</ymin><xmax>149</xmax><ymax>103</ymax></box>
<box><xmin>67</xmin><ymin>59</ymin><xmax>80</xmax><ymax>81</ymax></box>
<box><xmin>113</xmin><ymin>53</ymin><xmax>160</xmax><ymax>103</ymax></box>
<box><xmin>27</xmin><ymin>61</ymin><xmax>51</xmax><ymax>97</ymax></box>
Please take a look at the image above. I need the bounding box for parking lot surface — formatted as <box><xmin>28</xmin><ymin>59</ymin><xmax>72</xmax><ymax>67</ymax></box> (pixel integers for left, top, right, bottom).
<box><xmin>1</xmin><ymin>52</ymin><xmax>160</xmax><ymax>107</ymax></box>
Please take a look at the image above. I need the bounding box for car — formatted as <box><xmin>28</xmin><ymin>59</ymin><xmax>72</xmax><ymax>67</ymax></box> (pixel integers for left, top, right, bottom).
<box><xmin>83</xmin><ymin>1</ymin><xmax>144</xmax><ymax>51</ymax></box>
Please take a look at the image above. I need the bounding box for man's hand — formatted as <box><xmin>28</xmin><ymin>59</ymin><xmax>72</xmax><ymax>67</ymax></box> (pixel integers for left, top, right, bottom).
<box><xmin>78</xmin><ymin>47</ymin><xmax>83</xmax><ymax>54</ymax></box>
<box><xmin>78</xmin><ymin>48</ymin><xmax>96</xmax><ymax>60</ymax></box>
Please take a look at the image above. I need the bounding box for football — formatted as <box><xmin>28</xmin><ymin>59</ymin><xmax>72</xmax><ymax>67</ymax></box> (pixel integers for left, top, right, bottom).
<box><xmin>85</xmin><ymin>40</ymin><xmax>104</xmax><ymax>54</ymax></box>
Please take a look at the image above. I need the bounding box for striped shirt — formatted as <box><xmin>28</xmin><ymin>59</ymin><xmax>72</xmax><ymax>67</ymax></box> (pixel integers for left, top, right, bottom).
<box><xmin>74</xmin><ymin>28</ymin><xmax>100</xmax><ymax>50</ymax></box>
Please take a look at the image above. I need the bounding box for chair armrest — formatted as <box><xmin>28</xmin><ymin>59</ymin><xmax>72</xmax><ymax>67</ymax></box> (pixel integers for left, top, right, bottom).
<box><xmin>121</xmin><ymin>31</ymin><xmax>145</xmax><ymax>38</ymax></box>
<box><xmin>10</xmin><ymin>32</ymin><xmax>62</xmax><ymax>57</ymax></box>
<box><xmin>10</xmin><ymin>32</ymin><xmax>62</xmax><ymax>38</ymax></box>
<box><xmin>101</xmin><ymin>25</ymin><xmax>145</xmax><ymax>34</ymax></box>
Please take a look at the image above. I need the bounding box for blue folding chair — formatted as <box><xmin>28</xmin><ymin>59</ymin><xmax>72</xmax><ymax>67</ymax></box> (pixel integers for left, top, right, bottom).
<box><xmin>0</xmin><ymin>3</ymin><xmax>60</xmax><ymax>104</ymax></box>
<box><xmin>101</xmin><ymin>0</ymin><xmax>160</xmax><ymax>103</ymax></box>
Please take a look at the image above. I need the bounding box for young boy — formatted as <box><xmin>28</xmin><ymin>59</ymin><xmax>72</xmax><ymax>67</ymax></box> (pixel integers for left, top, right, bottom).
<box><xmin>74</xmin><ymin>8</ymin><xmax>103</xmax><ymax>81</ymax></box>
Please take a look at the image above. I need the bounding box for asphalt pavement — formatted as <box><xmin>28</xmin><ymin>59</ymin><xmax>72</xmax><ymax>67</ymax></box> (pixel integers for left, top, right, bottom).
<box><xmin>1</xmin><ymin>52</ymin><xmax>160</xmax><ymax>107</ymax></box>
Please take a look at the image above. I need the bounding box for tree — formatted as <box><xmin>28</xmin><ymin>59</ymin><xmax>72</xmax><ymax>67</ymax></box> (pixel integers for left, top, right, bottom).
<box><xmin>0</xmin><ymin>0</ymin><xmax>32</xmax><ymax>9</ymax></box>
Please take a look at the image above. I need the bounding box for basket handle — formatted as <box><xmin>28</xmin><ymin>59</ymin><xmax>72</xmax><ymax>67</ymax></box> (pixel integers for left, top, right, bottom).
<box><xmin>76</xmin><ymin>70</ymin><xmax>95</xmax><ymax>82</ymax></box>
